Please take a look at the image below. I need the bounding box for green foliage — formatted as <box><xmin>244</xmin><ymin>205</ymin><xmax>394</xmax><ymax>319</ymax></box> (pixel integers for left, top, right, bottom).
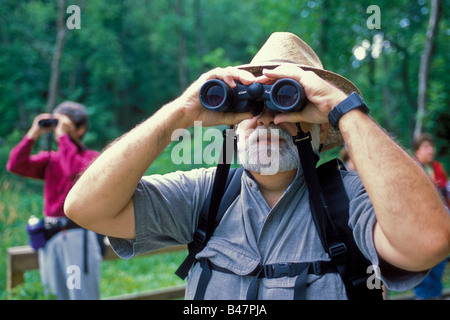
<box><xmin>0</xmin><ymin>0</ymin><xmax>448</xmax><ymax>167</ymax></box>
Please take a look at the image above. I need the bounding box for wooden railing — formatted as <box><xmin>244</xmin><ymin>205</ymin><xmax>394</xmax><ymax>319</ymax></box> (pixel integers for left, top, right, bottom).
<box><xmin>6</xmin><ymin>244</ymin><xmax>187</xmax><ymax>300</ymax></box>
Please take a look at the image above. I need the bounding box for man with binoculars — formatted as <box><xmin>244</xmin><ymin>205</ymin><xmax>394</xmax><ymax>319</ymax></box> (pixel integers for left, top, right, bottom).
<box><xmin>65</xmin><ymin>33</ymin><xmax>449</xmax><ymax>300</ymax></box>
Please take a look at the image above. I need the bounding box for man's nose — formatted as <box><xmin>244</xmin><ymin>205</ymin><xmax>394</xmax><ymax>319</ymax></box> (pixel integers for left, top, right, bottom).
<box><xmin>256</xmin><ymin>107</ymin><xmax>276</xmax><ymax>127</ymax></box>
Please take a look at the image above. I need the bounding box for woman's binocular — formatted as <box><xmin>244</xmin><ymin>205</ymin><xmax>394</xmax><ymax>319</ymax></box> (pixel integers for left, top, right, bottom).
<box><xmin>199</xmin><ymin>78</ymin><xmax>307</xmax><ymax>115</ymax></box>
<box><xmin>38</xmin><ymin>118</ymin><xmax>58</xmax><ymax>128</ymax></box>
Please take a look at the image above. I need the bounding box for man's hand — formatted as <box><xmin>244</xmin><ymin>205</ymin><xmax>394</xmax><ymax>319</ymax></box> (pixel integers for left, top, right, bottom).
<box><xmin>177</xmin><ymin>67</ymin><xmax>255</xmax><ymax>127</ymax></box>
<box><xmin>255</xmin><ymin>65</ymin><xmax>347</xmax><ymax>125</ymax></box>
<box><xmin>65</xmin><ymin>66</ymin><xmax>256</xmax><ymax>239</ymax></box>
<box><xmin>259</xmin><ymin>64</ymin><xmax>450</xmax><ymax>271</ymax></box>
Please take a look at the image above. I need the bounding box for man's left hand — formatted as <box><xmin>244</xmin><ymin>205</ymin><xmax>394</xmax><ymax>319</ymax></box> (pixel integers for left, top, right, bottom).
<box><xmin>256</xmin><ymin>65</ymin><xmax>348</xmax><ymax>125</ymax></box>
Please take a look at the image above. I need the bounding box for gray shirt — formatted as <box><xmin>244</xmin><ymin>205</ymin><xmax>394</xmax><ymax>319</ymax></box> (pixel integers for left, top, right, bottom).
<box><xmin>109</xmin><ymin>165</ymin><xmax>426</xmax><ymax>299</ymax></box>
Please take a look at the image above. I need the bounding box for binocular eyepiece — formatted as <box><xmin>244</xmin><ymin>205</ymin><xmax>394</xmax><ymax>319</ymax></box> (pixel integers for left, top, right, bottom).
<box><xmin>199</xmin><ymin>78</ymin><xmax>307</xmax><ymax>115</ymax></box>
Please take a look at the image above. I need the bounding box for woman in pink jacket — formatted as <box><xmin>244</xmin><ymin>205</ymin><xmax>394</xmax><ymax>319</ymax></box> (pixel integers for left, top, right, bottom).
<box><xmin>7</xmin><ymin>101</ymin><xmax>101</xmax><ymax>300</ymax></box>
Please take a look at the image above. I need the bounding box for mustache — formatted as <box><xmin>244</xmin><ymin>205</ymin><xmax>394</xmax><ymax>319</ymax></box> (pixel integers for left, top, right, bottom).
<box><xmin>246</xmin><ymin>125</ymin><xmax>292</xmax><ymax>146</ymax></box>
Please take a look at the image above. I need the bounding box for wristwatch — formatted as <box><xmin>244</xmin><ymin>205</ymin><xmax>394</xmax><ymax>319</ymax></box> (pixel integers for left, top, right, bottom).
<box><xmin>328</xmin><ymin>92</ymin><xmax>369</xmax><ymax>131</ymax></box>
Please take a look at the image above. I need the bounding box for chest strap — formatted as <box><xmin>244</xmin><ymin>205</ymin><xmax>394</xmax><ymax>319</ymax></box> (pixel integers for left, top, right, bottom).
<box><xmin>194</xmin><ymin>258</ymin><xmax>337</xmax><ymax>300</ymax></box>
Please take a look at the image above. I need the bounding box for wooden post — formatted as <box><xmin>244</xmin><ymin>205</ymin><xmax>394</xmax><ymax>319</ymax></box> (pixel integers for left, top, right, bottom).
<box><xmin>6</xmin><ymin>246</ymin><xmax>39</xmax><ymax>291</ymax></box>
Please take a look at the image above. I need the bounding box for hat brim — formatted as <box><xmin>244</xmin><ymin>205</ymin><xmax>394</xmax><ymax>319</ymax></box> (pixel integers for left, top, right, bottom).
<box><xmin>237</xmin><ymin>62</ymin><xmax>359</xmax><ymax>152</ymax></box>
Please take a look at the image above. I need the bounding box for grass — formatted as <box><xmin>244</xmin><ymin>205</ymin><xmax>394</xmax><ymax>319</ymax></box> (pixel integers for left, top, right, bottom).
<box><xmin>99</xmin><ymin>250</ymin><xmax>187</xmax><ymax>298</ymax></box>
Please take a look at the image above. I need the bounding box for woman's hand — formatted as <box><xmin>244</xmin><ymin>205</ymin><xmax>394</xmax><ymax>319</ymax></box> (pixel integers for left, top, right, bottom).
<box><xmin>26</xmin><ymin>113</ymin><xmax>54</xmax><ymax>140</ymax></box>
<box><xmin>53</xmin><ymin>113</ymin><xmax>76</xmax><ymax>139</ymax></box>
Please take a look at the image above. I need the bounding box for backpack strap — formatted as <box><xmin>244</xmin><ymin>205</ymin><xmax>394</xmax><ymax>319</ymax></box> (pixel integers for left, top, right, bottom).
<box><xmin>245</xmin><ymin>260</ymin><xmax>337</xmax><ymax>300</ymax></box>
<box><xmin>194</xmin><ymin>258</ymin><xmax>337</xmax><ymax>300</ymax></box>
<box><xmin>293</xmin><ymin>124</ymin><xmax>383</xmax><ymax>300</ymax></box>
<box><xmin>175</xmin><ymin>166</ymin><xmax>243</xmax><ymax>280</ymax></box>
<box><xmin>317</xmin><ymin>158</ymin><xmax>383</xmax><ymax>300</ymax></box>
<box><xmin>292</xmin><ymin>126</ymin><xmax>329</xmax><ymax>251</ymax></box>
<box><xmin>175</xmin><ymin>127</ymin><xmax>240</xmax><ymax>280</ymax></box>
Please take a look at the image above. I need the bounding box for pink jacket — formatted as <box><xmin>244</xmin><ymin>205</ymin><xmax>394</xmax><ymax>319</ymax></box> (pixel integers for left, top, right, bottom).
<box><xmin>7</xmin><ymin>135</ymin><xmax>99</xmax><ymax>217</ymax></box>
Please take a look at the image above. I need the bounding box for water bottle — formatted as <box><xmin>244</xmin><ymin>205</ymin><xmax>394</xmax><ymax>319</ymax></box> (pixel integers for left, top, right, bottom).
<box><xmin>26</xmin><ymin>215</ymin><xmax>46</xmax><ymax>250</ymax></box>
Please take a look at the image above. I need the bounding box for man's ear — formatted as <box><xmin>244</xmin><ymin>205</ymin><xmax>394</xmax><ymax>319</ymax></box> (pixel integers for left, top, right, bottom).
<box><xmin>319</xmin><ymin>123</ymin><xmax>329</xmax><ymax>144</ymax></box>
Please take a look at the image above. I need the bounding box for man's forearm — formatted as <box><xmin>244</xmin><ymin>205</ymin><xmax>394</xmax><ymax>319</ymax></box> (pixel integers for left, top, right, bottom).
<box><xmin>339</xmin><ymin>110</ymin><xmax>450</xmax><ymax>270</ymax></box>
<box><xmin>65</xmin><ymin>101</ymin><xmax>190</xmax><ymax>232</ymax></box>
<box><xmin>65</xmin><ymin>68</ymin><xmax>255</xmax><ymax>238</ymax></box>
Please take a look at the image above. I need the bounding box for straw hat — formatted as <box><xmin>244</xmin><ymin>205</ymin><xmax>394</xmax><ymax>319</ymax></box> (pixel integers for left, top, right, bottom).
<box><xmin>237</xmin><ymin>32</ymin><xmax>361</xmax><ymax>151</ymax></box>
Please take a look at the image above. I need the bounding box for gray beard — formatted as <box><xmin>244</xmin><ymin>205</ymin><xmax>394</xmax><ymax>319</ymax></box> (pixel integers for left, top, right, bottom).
<box><xmin>237</xmin><ymin>125</ymin><xmax>299</xmax><ymax>175</ymax></box>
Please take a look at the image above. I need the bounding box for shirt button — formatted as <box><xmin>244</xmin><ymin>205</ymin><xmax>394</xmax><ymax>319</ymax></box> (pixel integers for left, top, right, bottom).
<box><xmin>248</xmin><ymin>181</ymin><xmax>253</xmax><ymax>187</ymax></box>
<box><xmin>267</xmin><ymin>214</ymin><xmax>273</xmax><ymax>222</ymax></box>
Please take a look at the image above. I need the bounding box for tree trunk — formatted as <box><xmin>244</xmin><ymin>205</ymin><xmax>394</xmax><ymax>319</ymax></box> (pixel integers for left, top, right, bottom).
<box><xmin>194</xmin><ymin>0</ymin><xmax>206</xmax><ymax>72</ymax></box>
<box><xmin>414</xmin><ymin>0</ymin><xmax>441</xmax><ymax>138</ymax></box>
<box><xmin>175</xmin><ymin>0</ymin><xmax>188</xmax><ymax>92</ymax></box>
<box><xmin>46</xmin><ymin>0</ymin><xmax>67</xmax><ymax>113</ymax></box>
<box><xmin>319</xmin><ymin>0</ymin><xmax>329</xmax><ymax>66</ymax></box>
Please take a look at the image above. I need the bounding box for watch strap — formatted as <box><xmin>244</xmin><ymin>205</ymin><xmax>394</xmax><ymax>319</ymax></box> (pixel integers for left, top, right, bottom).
<box><xmin>328</xmin><ymin>92</ymin><xmax>369</xmax><ymax>131</ymax></box>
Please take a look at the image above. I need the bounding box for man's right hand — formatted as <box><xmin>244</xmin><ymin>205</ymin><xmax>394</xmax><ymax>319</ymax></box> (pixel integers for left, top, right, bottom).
<box><xmin>176</xmin><ymin>67</ymin><xmax>256</xmax><ymax>128</ymax></box>
<box><xmin>65</xmin><ymin>66</ymin><xmax>257</xmax><ymax>239</ymax></box>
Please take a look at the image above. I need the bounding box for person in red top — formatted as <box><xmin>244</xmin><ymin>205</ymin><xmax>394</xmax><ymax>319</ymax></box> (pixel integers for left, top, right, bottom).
<box><xmin>413</xmin><ymin>133</ymin><xmax>449</xmax><ymax>207</ymax></box>
<box><xmin>7</xmin><ymin>101</ymin><xmax>101</xmax><ymax>300</ymax></box>
<box><xmin>413</xmin><ymin>132</ymin><xmax>449</xmax><ymax>299</ymax></box>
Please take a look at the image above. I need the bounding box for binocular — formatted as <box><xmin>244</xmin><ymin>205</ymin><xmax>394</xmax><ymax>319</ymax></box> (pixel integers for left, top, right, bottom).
<box><xmin>38</xmin><ymin>118</ymin><xmax>58</xmax><ymax>128</ymax></box>
<box><xmin>199</xmin><ymin>78</ymin><xmax>307</xmax><ymax>115</ymax></box>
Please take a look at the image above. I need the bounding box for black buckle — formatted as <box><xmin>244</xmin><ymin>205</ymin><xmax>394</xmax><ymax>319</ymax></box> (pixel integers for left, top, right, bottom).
<box><xmin>263</xmin><ymin>263</ymin><xmax>293</xmax><ymax>278</ymax></box>
<box><xmin>292</xmin><ymin>131</ymin><xmax>311</xmax><ymax>145</ymax></box>
<box><xmin>328</xmin><ymin>242</ymin><xmax>348</xmax><ymax>264</ymax></box>
<box><xmin>292</xmin><ymin>123</ymin><xmax>312</xmax><ymax>145</ymax></box>
<box><xmin>312</xmin><ymin>261</ymin><xmax>323</xmax><ymax>275</ymax></box>
<box><xmin>193</xmin><ymin>230</ymin><xmax>206</xmax><ymax>246</ymax></box>
<box><xmin>263</xmin><ymin>264</ymin><xmax>274</xmax><ymax>278</ymax></box>
<box><xmin>275</xmin><ymin>263</ymin><xmax>292</xmax><ymax>278</ymax></box>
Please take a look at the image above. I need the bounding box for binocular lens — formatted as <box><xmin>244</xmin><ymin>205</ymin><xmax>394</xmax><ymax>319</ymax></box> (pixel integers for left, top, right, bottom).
<box><xmin>274</xmin><ymin>84</ymin><xmax>299</xmax><ymax>108</ymax></box>
<box><xmin>204</xmin><ymin>85</ymin><xmax>225</xmax><ymax>107</ymax></box>
<box><xmin>199</xmin><ymin>78</ymin><xmax>306</xmax><ymax>113</ymax></box>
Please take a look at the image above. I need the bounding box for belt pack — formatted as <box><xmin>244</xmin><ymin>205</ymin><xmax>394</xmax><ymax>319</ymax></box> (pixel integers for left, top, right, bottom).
<box><xmin>43</xmin><ymin>217</ymin><xmax>82</xmax><ymax>241</ymax></box>
<box><xmin>26</xmin><ymin>216</ymin><xmax>82</xmax><ymax>250</ymax></box>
